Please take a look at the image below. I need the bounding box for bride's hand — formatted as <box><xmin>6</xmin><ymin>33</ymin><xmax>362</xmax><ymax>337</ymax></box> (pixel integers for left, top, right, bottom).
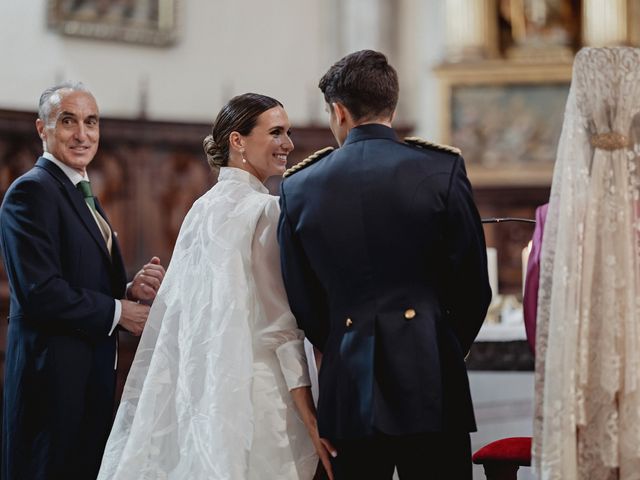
<box><xmin>289</xmin><ymin>387</ymin><xmax>336</xmax><ymax>479</ymax></box>
<box><xmin>312</xmin><ymin>434</ymin><xmax>336</xmax><ymax>480</ymax></box>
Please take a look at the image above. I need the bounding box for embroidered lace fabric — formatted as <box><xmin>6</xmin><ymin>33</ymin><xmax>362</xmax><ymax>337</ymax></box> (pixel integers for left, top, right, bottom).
<box><xmin>534</xmin><ymin>47</ymin><xmax>640</xmax><ymax>480</ymax></box>
<box><xmin>97</xmin><ymin>167</ymin><xmax>317</xmax><ymax>479</ymax></box>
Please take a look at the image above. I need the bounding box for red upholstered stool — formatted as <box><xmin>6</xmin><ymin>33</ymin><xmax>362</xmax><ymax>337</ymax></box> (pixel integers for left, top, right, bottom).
<box><xmin>472</xmin><ymin>436</ymin><xmax>532</xmax><ymax>480</ymax></box>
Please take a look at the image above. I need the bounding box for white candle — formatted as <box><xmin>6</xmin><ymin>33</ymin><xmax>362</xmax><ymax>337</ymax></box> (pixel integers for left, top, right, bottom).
<box><xmin>486</xmin><ymin>247</ymin><xmax>498</xmax><ymax>299</ymax></box>
<box><xmin>522</xmin><ymin>241</ymin><xmax>532</xmax><ymax>296</ymax></box>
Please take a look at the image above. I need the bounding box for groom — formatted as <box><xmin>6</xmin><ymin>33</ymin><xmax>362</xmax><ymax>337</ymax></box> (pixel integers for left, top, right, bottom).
<box><xmin>278</xmin><ymin>50</ymin><xmax>491</xmax><ymax>479</ymax></box>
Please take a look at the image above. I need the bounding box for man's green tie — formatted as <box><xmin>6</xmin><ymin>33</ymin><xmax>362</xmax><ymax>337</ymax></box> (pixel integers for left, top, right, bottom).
<box><xmin>77</xmin><ymin>180</ymin><xmax>97</xmax><ymax>213</ymax></box>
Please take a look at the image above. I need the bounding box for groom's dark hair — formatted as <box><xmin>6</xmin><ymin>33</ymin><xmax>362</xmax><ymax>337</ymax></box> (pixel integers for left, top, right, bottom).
<box><xmin>318</xmin><ymin>50</ymin><xmax>398</xmax><ymax>122</ymax></box>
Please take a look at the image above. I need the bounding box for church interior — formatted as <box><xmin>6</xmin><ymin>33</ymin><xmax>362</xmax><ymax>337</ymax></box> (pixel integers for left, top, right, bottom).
<box><xmin>1</xmin><ymin>1</ymin><xmax>639</xmax><ymax>478</ymax></box>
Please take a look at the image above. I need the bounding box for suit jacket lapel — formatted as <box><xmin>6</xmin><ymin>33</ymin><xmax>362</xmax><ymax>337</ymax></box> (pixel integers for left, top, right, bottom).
<box><xmin>36</xmin><ymin>157</ymin><xmax>112</xmax><ymax>263</ymax></box>
<box><xmin>96</xmin><ymin>197</ymin><xmax>127</xmax><ymax>267</ymax></box>
<box><xmin>96</xmin><ymin>197</ymin><xmax>128</xmax><ymax>295</ymax></box>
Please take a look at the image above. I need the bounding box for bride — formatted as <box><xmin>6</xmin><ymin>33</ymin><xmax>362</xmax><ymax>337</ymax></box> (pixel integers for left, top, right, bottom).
<box><xmin>98</xmin><ymin>93</ymin><xmax>335</xmax><ymax>479</ymax></box>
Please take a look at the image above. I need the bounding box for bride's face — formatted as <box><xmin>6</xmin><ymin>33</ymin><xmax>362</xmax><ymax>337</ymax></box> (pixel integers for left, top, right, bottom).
<box><xmin>240</xmin><ymin>106</ymin><xmax>294</xmax><ymax>183</ymax></box>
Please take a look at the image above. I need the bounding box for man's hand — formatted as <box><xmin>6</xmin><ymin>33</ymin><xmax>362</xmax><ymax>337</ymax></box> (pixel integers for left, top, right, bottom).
<box><xmin>118</xmin><ymin>300</ymin><xmax>150</xmax><ymax>336</ymax></box>
<box><xmin>127</xmin><ymin>256</ymin><xmax>166</xmax><ymax>303</ymax></box>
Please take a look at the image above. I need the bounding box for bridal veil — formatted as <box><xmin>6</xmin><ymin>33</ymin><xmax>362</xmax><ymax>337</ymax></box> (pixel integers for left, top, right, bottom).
<box><xmin>534</xmin><ymin>47</ymin><xmax>640</xmax><ymax>479</ymax></box>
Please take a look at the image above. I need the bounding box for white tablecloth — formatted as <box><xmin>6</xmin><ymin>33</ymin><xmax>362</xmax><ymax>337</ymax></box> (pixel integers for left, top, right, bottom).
<box><xmin>475</xmin><ymin>322</ymin><xmax>527</xmax><ymax>342</ymax></box>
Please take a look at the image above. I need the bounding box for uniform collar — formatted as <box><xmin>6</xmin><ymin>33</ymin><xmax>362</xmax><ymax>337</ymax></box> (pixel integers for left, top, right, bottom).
<box><xmin>218</xmin><ymin>166</ymin><xmax>269</xmax><ymax>194</ymax></box>
<box><xmin>342</xmin><ymin>123</ymin><xmax>397</xmax><ymax>147</ymax></box>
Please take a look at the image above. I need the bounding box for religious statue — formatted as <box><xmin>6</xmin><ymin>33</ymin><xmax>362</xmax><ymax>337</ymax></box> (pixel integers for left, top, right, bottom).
<box><xmin>499</xmin><ymin>0</ymin><xmax>577</xmax><ymax>60</ymax></box>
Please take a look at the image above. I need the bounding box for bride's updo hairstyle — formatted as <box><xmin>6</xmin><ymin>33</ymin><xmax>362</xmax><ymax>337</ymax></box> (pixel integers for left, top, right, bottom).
<box><xmin>203</xmin><ymin>93</ymin><xmax>283</xmax><ymax>169</ymax></box>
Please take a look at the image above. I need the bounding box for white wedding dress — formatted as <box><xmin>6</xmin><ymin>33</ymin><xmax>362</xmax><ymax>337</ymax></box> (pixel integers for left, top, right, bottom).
<box><xmin>98</xmin><ymin>167</ymin><xmax>317</xmax><ymax>480</ymax></box>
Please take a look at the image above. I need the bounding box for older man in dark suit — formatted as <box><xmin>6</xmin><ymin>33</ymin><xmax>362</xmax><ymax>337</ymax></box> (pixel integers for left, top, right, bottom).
<box><xmin>278</xmin><ymin>50</ymin><xmax>492</xmax><ymax>479</ymax></box>
<box><xmin>0</xmin><ymin>82</ymin><xmax>165</xmax><ymax>479</ymax></box>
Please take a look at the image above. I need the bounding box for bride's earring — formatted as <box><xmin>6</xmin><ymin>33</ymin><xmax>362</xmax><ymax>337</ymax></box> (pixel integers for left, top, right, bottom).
<box><xmin>241</xmin><ymin>149</ymin><xmax>247</xmax><ymax>164</ymax></box>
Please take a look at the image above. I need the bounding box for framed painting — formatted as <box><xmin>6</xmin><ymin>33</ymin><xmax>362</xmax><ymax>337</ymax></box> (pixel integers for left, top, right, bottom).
<box><xmin>434</xmin><ymin>59</ymin><xmax>573</xmax><ymax>186</ymax></box>
<box><xmin>47</xmin><ymin>0</ymin><xmax>179</xmax><ymax>46</ymax></box>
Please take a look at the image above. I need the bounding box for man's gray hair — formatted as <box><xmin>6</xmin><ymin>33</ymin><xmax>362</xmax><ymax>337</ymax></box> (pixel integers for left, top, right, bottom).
<box><xmin>38</xmin><ymin>81</ymin><xmax>92</xmax><ymax>126</ymax></box>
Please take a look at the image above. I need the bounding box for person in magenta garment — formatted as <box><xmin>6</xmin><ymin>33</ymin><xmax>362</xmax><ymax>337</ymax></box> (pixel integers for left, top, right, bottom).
<box><xmin>522</xmin><ymin>203</ymin><xmax>548</xmax><ymax>354</ymax></box>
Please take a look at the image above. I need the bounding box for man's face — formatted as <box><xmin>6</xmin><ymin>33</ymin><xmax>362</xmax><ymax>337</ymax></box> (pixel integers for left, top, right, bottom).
<box><xmin>36</xmin><ymin>90</ymin><xmax>100</xmax><ymax>174</ymax></box>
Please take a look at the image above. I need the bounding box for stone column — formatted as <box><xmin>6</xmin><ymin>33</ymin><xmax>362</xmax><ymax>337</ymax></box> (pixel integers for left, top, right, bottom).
<box><xmin>582</xmin><ymin>0</ymin><xmax>628</xmax><ymax>46</ymax></box>
<box><xmin>318</xmin><ymin>0</ymin><xmax>397</xmax><ymax>122</ymax></box>
<box><xmin>338</xmin><ymin>0</ymin><xmax>396</xmax><ymax>55</ymax></box>
<box><xmin>445</xmin><ymin>0</ymin><xmax>497</xmax><ymax>61</ymax></box>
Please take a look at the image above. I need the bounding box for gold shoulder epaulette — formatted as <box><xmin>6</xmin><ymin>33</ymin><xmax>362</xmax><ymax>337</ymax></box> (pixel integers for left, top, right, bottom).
<box><xmin>283</xmin><ymin>146</ymin><xmax>334</xmax><ymax>178</ymax></box>
<box><xmin>404</xmin><ymin>136</ymin><xmax>461</xmax><ymax>156</ymax></box>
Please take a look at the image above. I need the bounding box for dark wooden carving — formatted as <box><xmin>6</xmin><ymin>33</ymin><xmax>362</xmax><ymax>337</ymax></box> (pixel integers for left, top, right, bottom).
<box><xmin>0</xmin><ymin>109</ymin><xmax>549</xmax><ymax>395</ymax></box>
<box><xmin>0</xmin><ymin>110</ymin><xmax>343</xmax><ymax>394</ymax></box>
<box><xmin>477</xmin><ymin>186</ymin><xmax>549</xmax><ymax>294</ymax></box>
<box><xmin>466</xmin><ymin>340</ymin><xmax>534</xmax><ymax>371</ymax></box>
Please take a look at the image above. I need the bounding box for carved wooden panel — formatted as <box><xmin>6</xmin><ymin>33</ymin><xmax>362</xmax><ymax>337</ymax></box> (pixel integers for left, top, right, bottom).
<box><xmin>0</xmin><ymin>109</ymin><xmax>549</xmax><ymax>392</ymax></box>
<box><xmin>0</xmin><ymin>110</ymin><xmax>341</xmax><ymax>393</ymax></box>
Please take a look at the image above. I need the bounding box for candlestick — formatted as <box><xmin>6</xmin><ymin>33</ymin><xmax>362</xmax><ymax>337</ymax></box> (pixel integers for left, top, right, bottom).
<box><xmin>522</xmin><ymin>240</ymin><xmax>532</xmax><ymax>296</ymax></box>
<box><xmin>486</xmin><ymin>247</ymin><xmax>498</xmax><ymax>299</ymax></box>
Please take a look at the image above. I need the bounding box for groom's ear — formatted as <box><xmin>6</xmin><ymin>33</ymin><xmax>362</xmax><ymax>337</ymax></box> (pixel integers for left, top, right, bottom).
<box><xmin>332</xmin><ymin>102</ymin><xmax>346</xmax><ymax>126</ymax></box>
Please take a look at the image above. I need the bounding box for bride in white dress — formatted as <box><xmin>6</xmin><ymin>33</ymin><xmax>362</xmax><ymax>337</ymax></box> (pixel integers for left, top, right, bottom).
<box><xmin>98</xmin><ymin>93</ymin><xmax>335</xmax><ymax>479</ymax></box>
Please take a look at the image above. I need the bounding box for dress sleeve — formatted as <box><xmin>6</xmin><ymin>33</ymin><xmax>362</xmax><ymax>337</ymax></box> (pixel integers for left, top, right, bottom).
<box><xmin>251</xmin><ymin>196</ymin><xmax>311</xmax><ymax>391</ymax></box>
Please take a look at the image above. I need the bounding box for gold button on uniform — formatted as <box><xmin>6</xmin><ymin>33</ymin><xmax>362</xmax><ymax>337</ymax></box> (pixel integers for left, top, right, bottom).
<box><xmin>346</xmin><ymin>318</ymin><xmax>353</xmax><ymax>327</ymax></box>
<box><xmin>404</xmin><ymin>309</ymin><xmax>416</xmax><ymax>320</ymax></box>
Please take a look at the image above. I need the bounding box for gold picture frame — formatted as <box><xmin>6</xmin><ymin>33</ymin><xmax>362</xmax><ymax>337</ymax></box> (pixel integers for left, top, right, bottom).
<box><xmin>47</xmin><ymin>0</ymin><xmax>179</xmax><ymax>46</ymax></box>
<box><xmin>434</xmin><ymin>59</ymin><xmax>573</xmax><ymax>187</ymax></box>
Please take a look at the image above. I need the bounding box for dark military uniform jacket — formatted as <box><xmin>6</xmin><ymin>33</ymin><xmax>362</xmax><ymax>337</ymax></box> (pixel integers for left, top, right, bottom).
<box><xmin>278</xmin><ymin>123</ymin><xmax>491</xmax><ymax>440</ymax></box>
